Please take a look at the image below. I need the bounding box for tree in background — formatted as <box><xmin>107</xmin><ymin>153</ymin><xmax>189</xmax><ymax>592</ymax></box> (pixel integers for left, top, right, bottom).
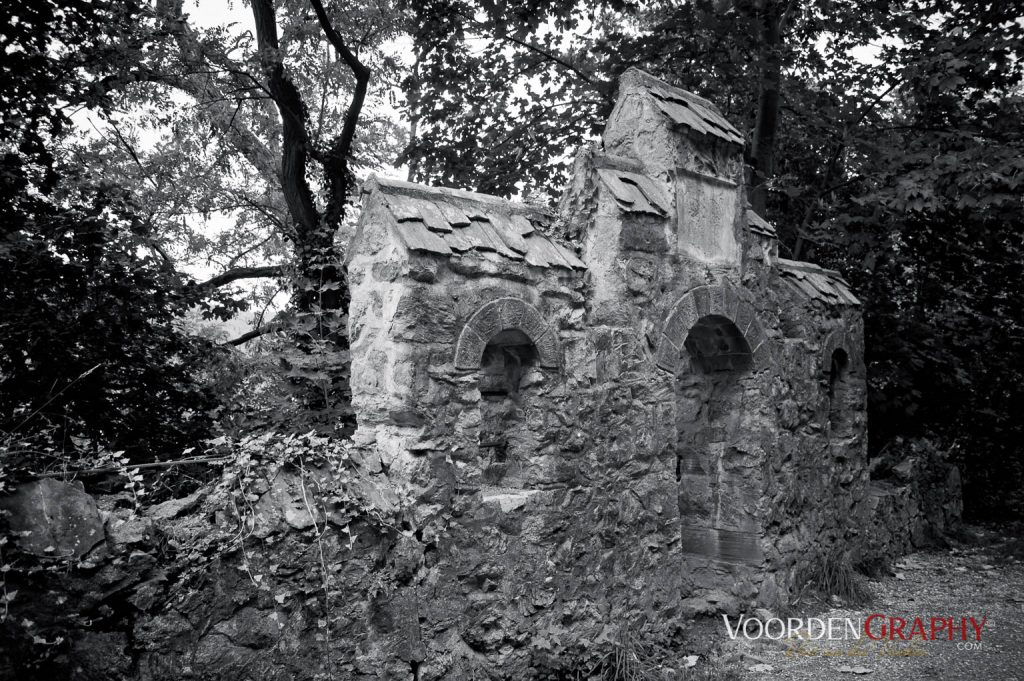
<box><xmin>1</xmin><ymin>0</ymin><xmax>406</xmax><ymax>461</ymax></box>
<box><xmin>0</xmin><ymin>0</ymin><xmax>221</xmax><ymax>462</ymax></box>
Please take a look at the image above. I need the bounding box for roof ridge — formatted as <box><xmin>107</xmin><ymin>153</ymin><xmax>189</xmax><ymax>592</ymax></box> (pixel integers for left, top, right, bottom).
<box><xmin>363</xmin><ymin>175</ymin><xmax>552</xmax><ymax>218</ymax></box>
<box><xmin>776</xmin><ymin>257</ymin><xmax>842</xmax><ymax>277</ymax></box>
<box><xmin>621</xmin><ymin>67</ymin><xmax>720</xmax><ymax>115</ymax></box>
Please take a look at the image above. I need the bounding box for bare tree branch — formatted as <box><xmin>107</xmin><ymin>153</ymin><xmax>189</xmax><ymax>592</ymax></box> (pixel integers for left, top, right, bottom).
<box><xmin>196</xmin><ymin>265</ymin><xmax>284</xmax><ymax>291</ymax></box>
<box><xmin>309</xmin><ymin>0</ymin><xmax>370</xmax><ymax>227</ymax></box>
<box><xmin>225</xmin><ymin>320</ymin><xmax>285</xmax><ymax>346</ymax></box>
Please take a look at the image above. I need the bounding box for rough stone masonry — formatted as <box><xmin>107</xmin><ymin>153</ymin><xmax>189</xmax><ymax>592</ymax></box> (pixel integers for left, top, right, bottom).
<box><xmin>0</xmin><ymin>69</ymin><xmax>964</xmax><ymax>681</ymax></box>
<box><xmin>344</xmin><ymin>68</ymin><xmax>891</xmax><ymax>673</ymax></box>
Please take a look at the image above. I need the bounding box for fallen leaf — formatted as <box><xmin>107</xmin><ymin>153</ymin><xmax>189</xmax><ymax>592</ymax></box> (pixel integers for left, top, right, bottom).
<box><xmin>683</xmin><ymin>655</ymin><xmax>699</xmax><ymax>668</ymax></box>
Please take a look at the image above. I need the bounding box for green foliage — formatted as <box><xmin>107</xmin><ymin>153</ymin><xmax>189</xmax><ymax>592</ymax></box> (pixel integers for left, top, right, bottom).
<box><xmin>401</xmin><ymin>0</ymin><xmax>612</xmax><ymax>197</ymax></box>
<box><xmin>810</xmin><ymin>5</ymin><xmax>1024</xmax><ymax>520</ymax></box>
<box><xmin>217</xmin><ymin>322</ymin><xmax>354</xmax><ymax>436</ymax></box>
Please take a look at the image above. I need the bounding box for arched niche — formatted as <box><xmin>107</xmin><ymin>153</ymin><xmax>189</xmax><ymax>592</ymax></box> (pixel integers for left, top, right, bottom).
<box><xmin>675</xmin><ymin>313</ymin><xmax>755</xmax><ymax>472</ymax></box>
<box><xmin>655</xmin><ymin>283</ymin><xmax>769</xmax><ymax>374</ymax></box>
<box><xmin>820</xmin><ymin>327</ymin><xmax>859</xmax><ymax>378</ymax></box>
<box><xmin>453</xmin><ymin>298</ymin><xmax>555</xmax><ymax>488</ymax></box>
<box><xmin>454</xmin><ymin>297</ymin><xmax>559</xmax><ymax>370</ymax></box>
<box><xmin>673</xmin><ymin>304</ymin><xmax>763</xmax><ymax>566</ymax></box>
<box><xmin>479</xmin><ymin>329</ymin><xmax>539</xmax><ymax>399</ymax></box>
<box><xmin>683</xmin><ymin>314</ymin><xmax>754</xmax><ymax>375</ymax></box>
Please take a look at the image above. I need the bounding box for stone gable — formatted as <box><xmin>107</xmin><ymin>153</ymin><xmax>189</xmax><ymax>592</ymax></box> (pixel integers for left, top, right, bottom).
<box><xmin>346</xmin><ymin>67</ymin><xmax>873</xmax><ymax>675</ymax></box>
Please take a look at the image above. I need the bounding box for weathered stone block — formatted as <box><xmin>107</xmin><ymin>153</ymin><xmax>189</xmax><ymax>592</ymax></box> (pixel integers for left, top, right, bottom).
<box><xmin>710</xmin><ymin>284</ymin><xmax>727</xmax><ymax>316</ymax></box>
<box><xmin>469</xmin><ymin>303</ymin><xmax>503</xmax><ymax>341</ymax></box>
<box><xmin>680</xmin><ymin>526</ymin><xmax>763</xmax><ymax>564</ymax></box>
<box><xmin>751</xmin><ymin>340</ymin><xmax>772</xmax><ymax>368</ymax></box>
<box><xmin>691</xmin><ymin>285</ymin><xmax>711</xmax><ymax>316</ymax></box>
<box><xmin>654</xmin><ymin>334</ymin><xmax>680</xmax><ymax>371</ymax></box>
<box><xmin>533</xmin><ymin>329</ymin><xmax>560</xmax><ymax>368</ymax></box>
<box><xmin>723</xmin><ymin>284</ymin><xmax>740</xmax><ymax>319</ymax></box>
<box><xmin>454</xmin><ymin>326</ymin><xmax>485</xmax><ymax>369</ymax></box>
<box><xmin>0</xmin><ymin>478</ymin><xmax>104</xmax><ymax>560</ymax></box>
<box><xmin>733</xmin><ymin>303</ymin><xmax>754</xmax><ymax>338</ymax></box>
<box><xmin>620</xmin><ymin>216</ymin><xmax>669</xmax><ymax>253</ymax></box>
<box><xmin>664</xmin><ymin>298</ymin><xmax>699</xmax><ymax>345</ymax></box>
<box><xmin>498</xmin><ymin>296</ymin><xmax>527</xmax><ymax>330</ymax></box>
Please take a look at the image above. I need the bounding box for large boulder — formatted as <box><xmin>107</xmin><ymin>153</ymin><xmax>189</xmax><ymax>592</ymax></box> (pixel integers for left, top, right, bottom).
<box><xmin>0</xmin><ymin>478</ymin><xmax>104</xmax><ymax>560</ymax></box>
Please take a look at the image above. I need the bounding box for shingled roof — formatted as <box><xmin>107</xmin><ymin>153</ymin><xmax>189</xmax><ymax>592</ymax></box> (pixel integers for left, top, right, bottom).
<box><xmin>746</xmin><ymin>209</ymin><xmax>778</xmax><ymax>239</ymax></box>
<box><xmin>363</xmin><ymin>176</ymin><xmax>586</xmax><ymax>271</ymax></box>
<box><xmin>625</xmin><ymin>69</ymin><xmax>745</xmax><ymax>147</ymax></box>
<box><xmin>597</xmin><ymin>168</ymin><xmax>672</xmax><ymax>216</ymax></box>
<box><xmin>777</xmin><ymin>258</ymin><xmax>860</xmax><ymax>306</ymax></box>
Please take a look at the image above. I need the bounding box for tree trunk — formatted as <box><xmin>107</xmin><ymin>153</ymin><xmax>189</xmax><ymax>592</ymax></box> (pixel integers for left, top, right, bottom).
<box><xmin>749</xmin><ymin>2</ymin><xmax>785</xmax><ymax>215</ymax></box>
<box><xmin>250</xmin><ymin>0</ymin><xmax>361</xmax><ymax>330</ymax></box>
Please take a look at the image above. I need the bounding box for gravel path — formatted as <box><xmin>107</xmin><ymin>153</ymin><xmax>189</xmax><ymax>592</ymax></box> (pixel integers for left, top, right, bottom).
<box><xmin>716</xmin><ymin>530</ymin><xmax>1024</xmax><ymax>681</ymax></box>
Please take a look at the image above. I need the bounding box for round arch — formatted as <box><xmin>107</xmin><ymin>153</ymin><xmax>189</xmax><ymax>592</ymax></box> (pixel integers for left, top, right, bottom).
<box><xmin>654</xmin><ymin>283</ymin><xmax>769</xmax><ymax>373</ymax></box>
<box><xmin>454</xmin><ymin>297</ymin><xmax>560</xmax><ymax>370</ymax></box>
<box><xmin>820</xmin><ymin>327</ymin><xmax>855</xmax><ymax>377</ymax></box>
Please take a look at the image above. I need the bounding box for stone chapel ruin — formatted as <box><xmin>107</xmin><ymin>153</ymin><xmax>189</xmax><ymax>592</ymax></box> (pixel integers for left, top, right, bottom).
<box><xmin>346</xmin><ymin>68</ymin><xmax>877</xmax><ymax>668</ymax></box>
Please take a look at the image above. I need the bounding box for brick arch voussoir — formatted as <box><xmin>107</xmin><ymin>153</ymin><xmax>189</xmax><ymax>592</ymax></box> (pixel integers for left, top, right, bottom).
<box><xmin>454</xmin><ymin>297</ymin><xmax>559</xmax><ymax>370</ymax></box>
<box><xmin>654</xmin><ymin>283</ymin><xmax>770</xmax><ymax>373</ymax></box>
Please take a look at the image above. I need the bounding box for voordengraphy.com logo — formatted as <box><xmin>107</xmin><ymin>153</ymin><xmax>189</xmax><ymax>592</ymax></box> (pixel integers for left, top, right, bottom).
<box><xmin>723</xmin><ymin>614</ymin><xmax>987</xmax><ymax>642</ymax></box>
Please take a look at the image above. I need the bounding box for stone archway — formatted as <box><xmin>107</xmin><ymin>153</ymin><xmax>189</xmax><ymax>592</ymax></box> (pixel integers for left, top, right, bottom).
<box><xmin>453</xmin><ymin>298</ymin><xmax>558</xmax><ymax>488</ymax></box>
<box><xmin>659</xmin><ymin>284</ymin><xmax>767</xmax><ymax>569</ymax></box>
<box><xmin>454</xmin><ymin>297</ymin><xmax>559</xmax><ymax>370</ymax></box>
<box><xmin>654</xmin><ymin>283</ymin><xmax>769</xmax><ymax>374</ymax></box>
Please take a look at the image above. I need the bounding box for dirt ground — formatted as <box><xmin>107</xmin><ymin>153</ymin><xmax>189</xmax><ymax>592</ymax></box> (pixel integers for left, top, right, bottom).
<box><xmin>699</xmin><ymin>525</ymin><xmax>1024</xmax><ymax>681</ymax></box>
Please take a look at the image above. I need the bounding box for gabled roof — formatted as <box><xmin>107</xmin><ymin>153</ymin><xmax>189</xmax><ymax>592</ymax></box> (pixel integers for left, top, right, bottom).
<box><xmin>624</xmin><ymin>68</ymin><xmax>745</xmax><ymax>147</ymax></box>
<box><xmin>777</xmin><ymin>258</ymin><xmax>860</xmax><ymax>306</ymax></box>
<box><xmin>363</xmin><ymin>176</ymin><xmax>586</xmax><ymax>271</ymax></box>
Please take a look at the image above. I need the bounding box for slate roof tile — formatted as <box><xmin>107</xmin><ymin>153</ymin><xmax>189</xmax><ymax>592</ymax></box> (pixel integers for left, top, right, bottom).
<box><xmin>631</xmin><ymin>70</ymin><xmax>745</xmax><ymax>146</ymax></box>
<box><xmin>777</xmin><ymin>258</ymin><xmax>860</xmax><ymax>306</ymax></box>
<box><xmin>365</xmin><ymin>176</ymin><xmax>585</xmax><ymax>271</ymax></box>
<box><xmin>597</xmin><ymin>169</ymin><xmax>671</xmax><ymax>216</ymax></box>
<box><xmin>746</xmin><ymin>209</ymin><xmax>778</xmax><ymax>239</ymax></box>
<box><xmin>392</xmin><ymin>219</ymin><xmax>452</xmax><ymax>255</ymax></box>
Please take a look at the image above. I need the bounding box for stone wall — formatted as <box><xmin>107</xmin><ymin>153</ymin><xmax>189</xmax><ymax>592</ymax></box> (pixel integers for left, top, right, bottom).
<box><xmin>0</xmin><ymin>68</ymin><xmax>962</xmax><ymax>681</ymax></box>
<box><xmin>335</xmin><ymin>68</ymin><xmax>887</xmax><ymax>675</ymax></box>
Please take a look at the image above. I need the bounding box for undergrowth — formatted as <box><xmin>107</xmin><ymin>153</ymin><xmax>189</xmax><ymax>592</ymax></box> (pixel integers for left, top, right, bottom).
<box><xmin>792</xmin><ymin>547</ymin><xmax>873</xmax><ymax>610</ymax></box>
